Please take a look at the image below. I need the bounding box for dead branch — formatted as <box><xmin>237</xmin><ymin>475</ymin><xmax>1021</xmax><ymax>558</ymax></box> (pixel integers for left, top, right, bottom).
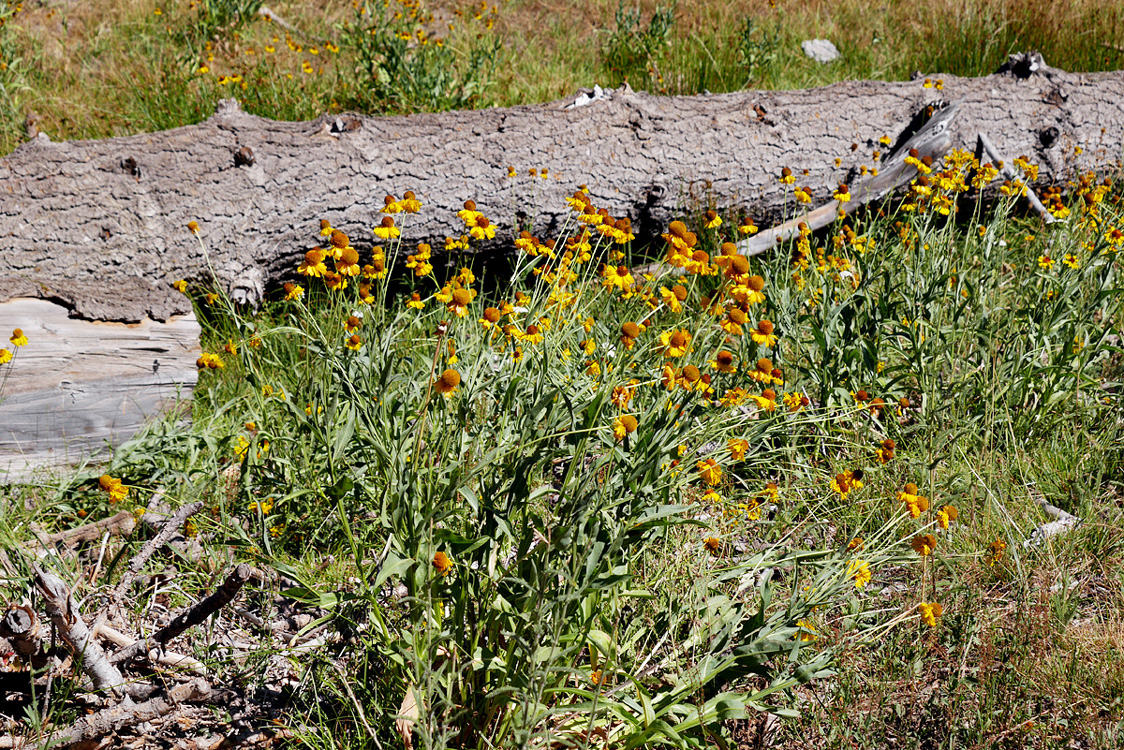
<box><xmin>110</xmin><ymin>564</ymin><xmax>252</xmax><ymax>666</ymax></box>
<box><xmin>26</xmin><ymin>511</ymin><xmax>137</xmax><ymax>552</ymax></box>
<box><xmin>1025</xmin><ymin>486</ymin><xmax>1081</xmax><ymax>547</ymax></box>
<box><xmin>737</xmin><ymin>100</ymin><xmax>962</xmax><ymax>257</ymax></box>
<box><xmin>108</xmin><ymin>499</ymin><xmax>202</xmax><ymax>608</ymax></box>
<box><xmin>0</xmin><ymin>678</ymin><xmax>212</xmax><ymax>749</ymax></box>
<box><xmin>976</xmin><ymin>132</ymin><xmax>1055</xmax><ymax>223</ymax></box>
<box><xmin>33</xmin><ymin>567</ymin><xmax>126</xmax><ymax>697</ymax></box>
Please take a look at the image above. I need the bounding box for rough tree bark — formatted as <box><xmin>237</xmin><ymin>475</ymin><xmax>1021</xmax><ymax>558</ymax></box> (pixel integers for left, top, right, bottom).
<box><xmin>1</xmin><ymin>60</ymin><xmax>1121</xmax><ymax>324</ymax></box>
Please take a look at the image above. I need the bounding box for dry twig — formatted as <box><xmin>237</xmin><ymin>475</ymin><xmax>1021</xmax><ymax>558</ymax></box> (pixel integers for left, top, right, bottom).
<box><xmin>0</xmin><ymin>678</ymin><xmax>212</xmax><ymax>749</ymax></box>
<box><xmin>110</xmin><ymin>564</ymin><xmax>252</xmax><ymax>666</ymax></box>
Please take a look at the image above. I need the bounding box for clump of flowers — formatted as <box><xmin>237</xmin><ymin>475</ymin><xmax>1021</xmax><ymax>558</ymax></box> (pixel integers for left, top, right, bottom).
<box><xmin>831</xmin><ymin>469</ymin><xmax>864</xmax><ymax>498</ymax></box>
<box><xmin>197</xmin><ymin>352</ymin><xmax>224</xmax><ymax>370</ymax></box>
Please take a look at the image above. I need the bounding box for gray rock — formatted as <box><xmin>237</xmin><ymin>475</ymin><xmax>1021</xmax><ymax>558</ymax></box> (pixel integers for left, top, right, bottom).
<box><xmin>801</xmin><ymin>39</ymin><xmax>840</xmax><ymax>64</ymax></box>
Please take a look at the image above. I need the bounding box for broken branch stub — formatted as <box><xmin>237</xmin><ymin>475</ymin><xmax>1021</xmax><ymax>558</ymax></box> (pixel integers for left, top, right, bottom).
<box><xmin>33</xmin><ymin>568</ymin><xmax>126</xmax><ymax>697</ymax></box>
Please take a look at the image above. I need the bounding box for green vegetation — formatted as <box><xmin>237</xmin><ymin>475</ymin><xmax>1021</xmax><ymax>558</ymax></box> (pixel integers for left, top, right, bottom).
<box><xmin>1</xmin><ymin>0</ymin><xmax>1123</xmax><ymax>747</ymax></box>
<box><xmin>4</xmin><ymin>154</ymin><xmax>1124</xmax><ymax>746</ymax></box>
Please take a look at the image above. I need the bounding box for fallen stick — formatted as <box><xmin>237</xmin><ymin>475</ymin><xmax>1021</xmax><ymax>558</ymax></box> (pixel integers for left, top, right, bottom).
<box><xmin>108</xmin><ymin>499</ymin><xmax>202</xmax><ymax>608</ymax></box>
<box><xmin>97</xmin><ymin>623</ymin><xmax>205</xmax><ymax>676</ymax></box>
<box><xmin>110</xmin><ymin>564</ymin><xmax>252</xmax><ymax>666</ymax></box>
<box><xmin>33</xmin><ymin>567</ymin><xmax>126</xmax><ymax>698</ymax></box>
<box><xmin>1024</xmin><ymin>487</ymin><xmax>1081</xmax><ymax>547</ymax></box>
<box><xmin>27</xmin><ymin>511</ymin><xmax>137</xmax><ymax>551</ymax></box>
<box><xmin>0</xmin><ymin>678</ymin><xmax>212</xmax><ymax>749</ymax></box>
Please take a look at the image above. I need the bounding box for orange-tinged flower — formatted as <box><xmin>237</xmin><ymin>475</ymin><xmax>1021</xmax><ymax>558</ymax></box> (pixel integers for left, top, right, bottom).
<box><xmin>612</xmin><ymin>414</ymin><xmax>638</xmax><ymax>441</ymax></box>
<box><xmin>373</xmin><ymin>216</ymin><xmax>400</xmax><ymax>240</ymax></box>
<box><xmin>749</xmin><ymin>357</ymin><xmax>775</xmax><ymax>384</ymax></box>
<box><xmin>918</xmin><ymin>602</ymin><xmax>943</xmax><ymax>627</ymax></box>
<box><xmin>712</xmin><ymin>350</ymin><xmax>736</xmax><ymax>373</ymax></box>
<box><xmin>697</xmin><ymin>458</ymin><xmax>723</xmax><ymax>486</ymax></box>
<box><xmin>912</xmin><ymin>533</ymin><xmax>937</xmax><ymax>557</ymax></box>
<box><xmin>401</xmin><ymin>190</ymin><xmax>422</xmax><ymax>213</ymax></box>
<box><xmin>831</xmin><ymin>469</ymin><xmax>864</xmax><ymax>498</ymax></box>
<box><xmin>298</xmin><ymin>249</ymin><xmax>328</xmax><ymax>277</ymax></box>
<box><xmin>750</xmin><ymin>319</ymin><xmax>777</xmax><ymax>347</ymax></box>
<box><xmin>432</xmin><ymin>551</ymin><xmax>453</xmax><ymax>576</ymax></box>
<box><xmin>986</xmin><ymin>538</ymin><xmax>1006</xmax><ymax>566</ymax></box>
<box><xmin>479</xmin><ymin>306</ymin><xmax>502</xmax><ymax>329</ymax></box>
<box><xmin>898</xmin><ymin>483</ymin><xmax>929</xmax><ymax>517</ymax></box>
<box><xmin>848</xmin><ymin>558</ymin><xmax>871</xmax><ymax>588</ymax></box>
<box><xmin>435</xmin><ymin>368</ymin><xmax>461</xmax><ymax>396</ymax></box>
<box><xmin>336</xmin><ymin>246</ymin><xmax>361</xmax><ymax>276</ymax></box>
<box><xmin>447</xmin><ymin>287</ymin><xmax>476</xmax><ymax>318</ymax></box>
<box><xmin>9</xmin><ymin>329</ymin><xmax>28</xmax><ymax>347</ymax></box>
<box><xmin>937</xmin><ymin>505</ymin><xmax>958</xmax><ymax>529</ymax></box>
<box><xmin>99</xmin><ymin>474</ymin><xmax>128</xmax><ymax>503</ymax></box>
<box><xmin>703</xmin><ymin>536</ymin><xmax>721</xmax><ymax>555</ymax></box>
<box><xmin>196</xmin><ymin>352</ymin><xmax>224</xmax><ymax>370</ymax></box>
<box><xmin>0</xmin><ymin>349</ymin><xmax>11</xmax><ymax>365</ymax></box>
<box><xmin>750</xmin><ymin>388</ymin><xmax>777</xmax><ymax>412</ymax></box>
<box><xmin>728</xmin><ymin>438</ymin><xmax>749</xmax><ymax>461</ymax></box>
<box><xmin>659</xmin><ymin>328</ymin><xmax>692</xmax><ymax>358</ymax></box>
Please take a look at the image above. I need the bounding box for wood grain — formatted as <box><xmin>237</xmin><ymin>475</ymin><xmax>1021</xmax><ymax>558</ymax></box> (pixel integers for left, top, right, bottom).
<box><xmin>0</xmin><ymin>298</ymin><xmax>200</xmax><ymax>480</ymax></box>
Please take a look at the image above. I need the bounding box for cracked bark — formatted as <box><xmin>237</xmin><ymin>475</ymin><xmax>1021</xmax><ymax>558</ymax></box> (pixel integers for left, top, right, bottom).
<box><xmin>0</xmin><ymin>62</ymin><xmax>1119</xmax><ymax>324</ymax></box>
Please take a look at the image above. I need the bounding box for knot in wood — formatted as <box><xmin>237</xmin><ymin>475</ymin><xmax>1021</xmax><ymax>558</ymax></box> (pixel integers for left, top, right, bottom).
<box><xmin>234</xmin><ymin>146</ymin><xmax>255</xmax><ymax>167</ymax></box>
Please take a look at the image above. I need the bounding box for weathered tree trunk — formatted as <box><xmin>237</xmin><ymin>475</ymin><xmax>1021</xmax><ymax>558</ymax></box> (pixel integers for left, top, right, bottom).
<box><xmin>1</xmin><ymin>61</ymin><xmax>1121</xmax><ymax>324</ymax></box>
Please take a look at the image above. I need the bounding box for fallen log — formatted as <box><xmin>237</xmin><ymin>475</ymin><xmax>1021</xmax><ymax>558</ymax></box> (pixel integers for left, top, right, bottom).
<box><xmin>1</xmin><ymin>57</ymin><xmax>1121</xmax><ymax>325</ymax></box>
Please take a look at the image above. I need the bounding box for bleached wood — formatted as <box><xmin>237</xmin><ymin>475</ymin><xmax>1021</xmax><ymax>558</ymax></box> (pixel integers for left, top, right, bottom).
<box><xmin>0</xmin><ymin>298</ymin><xmax>199</xmax><ymax>481</ymax></box>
